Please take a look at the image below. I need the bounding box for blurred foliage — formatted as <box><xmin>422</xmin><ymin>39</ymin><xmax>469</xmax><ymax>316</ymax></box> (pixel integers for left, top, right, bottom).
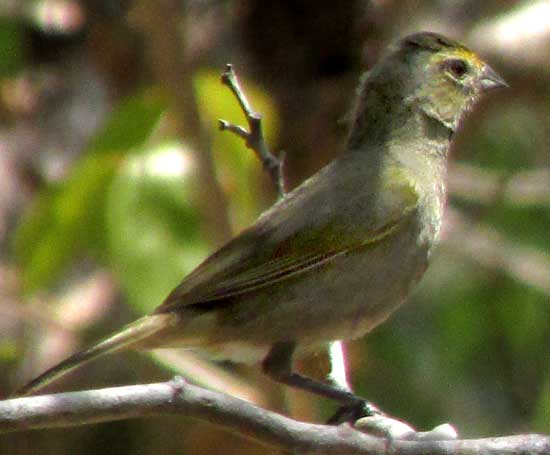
<box><xmin>13</xmin><ymin>71</ymin><xmax>276</xmax><ymax>314</ymax></box>
<box><xmin>0</xmin><ymin>19</ymin><xmax>22</xmax><ymax>77</ymax></box>
<box><xmin>1</xmin><ymin>1</ymin><xmax>550</xmax><ymax>454</ymax></box>
<box><xmin>14</xmin><ymin>91</ymin><xmax>166</xmax><ymax>293</ymax></box>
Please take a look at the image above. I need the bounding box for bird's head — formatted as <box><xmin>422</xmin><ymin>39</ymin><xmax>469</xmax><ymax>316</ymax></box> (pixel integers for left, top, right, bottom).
<box><xmin>348</xmin><ymin>32</ymin><xmax>507</xmax><ymax>150</ymax></box>
<box><xmin>398</xmin><ymin>32</ymin><xmax>508</xmax><ymax>132</ymax></box>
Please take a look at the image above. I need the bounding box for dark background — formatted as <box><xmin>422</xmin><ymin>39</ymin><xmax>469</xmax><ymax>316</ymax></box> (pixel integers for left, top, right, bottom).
<box><xmin>1</xmin><ymin>1</ymin><xmax>550</xmax><ymax>454</ymax></box>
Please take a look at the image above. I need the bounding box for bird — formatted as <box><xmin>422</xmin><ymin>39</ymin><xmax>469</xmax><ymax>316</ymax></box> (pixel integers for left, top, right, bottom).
<box><xmin>16</xmin><ymin>32</ymin><xmax>507</xmax><ymax>415</ymax></box>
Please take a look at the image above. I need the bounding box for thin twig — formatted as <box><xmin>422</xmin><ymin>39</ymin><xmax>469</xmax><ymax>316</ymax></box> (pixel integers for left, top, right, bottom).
<box><xmin>219</xmin><ymin>64</ymin><xmax>286</xmax><ymax>198</ymax></box>
<box><xmin>1</xmin><ymin>379</ymin><xmax>549</xmax><ymax>455</ymax></box>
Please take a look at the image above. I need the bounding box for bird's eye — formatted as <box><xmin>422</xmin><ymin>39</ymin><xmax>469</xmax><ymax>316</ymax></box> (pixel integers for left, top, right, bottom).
<box><xmin>444</xmin><ymin>59</ymin><xmax>468</xmax><ymax>79</ymax></box>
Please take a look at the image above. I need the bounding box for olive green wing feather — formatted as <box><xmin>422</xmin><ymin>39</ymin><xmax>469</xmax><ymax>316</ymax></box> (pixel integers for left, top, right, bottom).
<box><xmin>156</xmin><ymin>161</ymin><xmax>419</xmax><ymax>312</ymax></box>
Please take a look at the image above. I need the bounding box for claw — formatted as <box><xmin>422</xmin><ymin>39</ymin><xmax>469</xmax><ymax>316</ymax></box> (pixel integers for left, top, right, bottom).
<box><xmin>327</xmin><ymin>399</ymin><xmax>380</xmax><ymax>425</ymax></box>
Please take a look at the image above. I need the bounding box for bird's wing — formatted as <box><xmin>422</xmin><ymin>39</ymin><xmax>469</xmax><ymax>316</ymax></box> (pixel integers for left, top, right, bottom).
<box><xmin>156</xmin><ymin>161</ymin><xmax>420</xmax><ymax>313</ymax></box>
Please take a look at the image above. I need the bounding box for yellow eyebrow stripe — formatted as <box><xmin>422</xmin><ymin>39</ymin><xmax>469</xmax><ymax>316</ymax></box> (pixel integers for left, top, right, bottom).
<box><xmin>453</xmin><ymin>48</ymin><xmax>484</xmax><ymax>69</ymax></box>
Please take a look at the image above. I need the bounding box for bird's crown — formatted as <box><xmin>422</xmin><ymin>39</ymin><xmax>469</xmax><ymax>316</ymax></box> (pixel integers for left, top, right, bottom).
<box><xmin>401</xmin><ymin>31</ymin><xmax>485</xmax><ymax>73</ymax></box>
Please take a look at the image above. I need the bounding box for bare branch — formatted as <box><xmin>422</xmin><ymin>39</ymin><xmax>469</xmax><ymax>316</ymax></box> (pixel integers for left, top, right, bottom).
<box><xmin>1</xmin><ymin>379</ymin><xmax>549</xmax><ymax>455</ymax></box>
<box><xmin>219</xmin><ymin>64</ymin><xmax>286</xmax><ymax>198</ymax></box>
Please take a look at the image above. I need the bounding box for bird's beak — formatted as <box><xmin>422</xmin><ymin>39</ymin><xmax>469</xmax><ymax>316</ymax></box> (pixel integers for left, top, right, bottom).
<box><xmin>480</xmin><ymin>64</ymin><xmax>508</xmax><ymax>91</ymax></box>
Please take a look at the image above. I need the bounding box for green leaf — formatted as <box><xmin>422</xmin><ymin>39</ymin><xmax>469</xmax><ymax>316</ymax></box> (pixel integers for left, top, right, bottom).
<box><xmin>86</xmin><ymin>93</ymin><xmax>166</xmax><ymax>156</ymax></box>
<box><xmin>105</xmin><ymin>143</ymin><xmax>210</xmax><ymax>313</ymax></box>
<box><xmin>104</xmin><ymin>72</ymin><xmax>279</xmax><ymax>314</ymax></box>
<box><xmin>0</xmin><ymin>20</ymin><xmax>22</xmax><ymax>77</ymax></box>
<box><xmin>13</xmin><ymin>91</ymin><xmax>166</xmax><ymax>293</ymax></box>
<box><xmin>533</xmin><ymin>374</ymin><xmax>550</xmax><ymax>431</ymax></box>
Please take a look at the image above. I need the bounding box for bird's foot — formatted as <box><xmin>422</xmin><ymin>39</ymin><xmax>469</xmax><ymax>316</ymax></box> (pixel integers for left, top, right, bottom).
<box><xmin>328</xmin><ymin>397</ymin><xmax>459</xmax><ymax>441</ymax></box>
<box><xmin>327</xmin><ymin>398</ymin><xmax>381</xmax><ymax>425</ymax></box>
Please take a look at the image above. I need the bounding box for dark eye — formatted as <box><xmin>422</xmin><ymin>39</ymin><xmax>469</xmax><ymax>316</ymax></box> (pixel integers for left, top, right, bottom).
<box><xmin>444</xmin><ymin>59</ymin><xmax>468</xmax><ymax>79</ymax></box>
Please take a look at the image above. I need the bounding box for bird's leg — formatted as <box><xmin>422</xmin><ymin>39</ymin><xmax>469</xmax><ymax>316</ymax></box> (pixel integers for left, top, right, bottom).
<box><xmin>262</xmin><ymin>342</ymin><xmax>379</xmax><ymax>423</ymax></box>
<box><xmin>327</xmin><ymin>341</ymin><xmax>352</xmax><ymax>392</ymax></box>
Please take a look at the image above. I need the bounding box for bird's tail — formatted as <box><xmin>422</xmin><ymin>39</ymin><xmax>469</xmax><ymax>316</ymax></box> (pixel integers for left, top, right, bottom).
<box><xmin>15</xmin><ymin>313</ymin><xmax>172</xmax><ymax>397</ymax></box>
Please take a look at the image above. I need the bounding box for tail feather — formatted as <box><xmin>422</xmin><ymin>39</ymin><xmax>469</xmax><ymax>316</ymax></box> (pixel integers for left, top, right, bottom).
<box><xmin>15</xmin><ymin>314</ymin><xmax>171</xmax><ymax>397</ymax></box>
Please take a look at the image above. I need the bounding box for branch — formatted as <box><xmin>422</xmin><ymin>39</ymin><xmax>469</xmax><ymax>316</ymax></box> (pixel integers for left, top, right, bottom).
<box><xmin>1</xmin><ymin>378</ymin><xmax>549</xmax><ymax>455</ymax></box>
<box><xmin>219</xmin><ymin>64</ymin><xmax>286</xmax><ymax>197</ymax></box>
